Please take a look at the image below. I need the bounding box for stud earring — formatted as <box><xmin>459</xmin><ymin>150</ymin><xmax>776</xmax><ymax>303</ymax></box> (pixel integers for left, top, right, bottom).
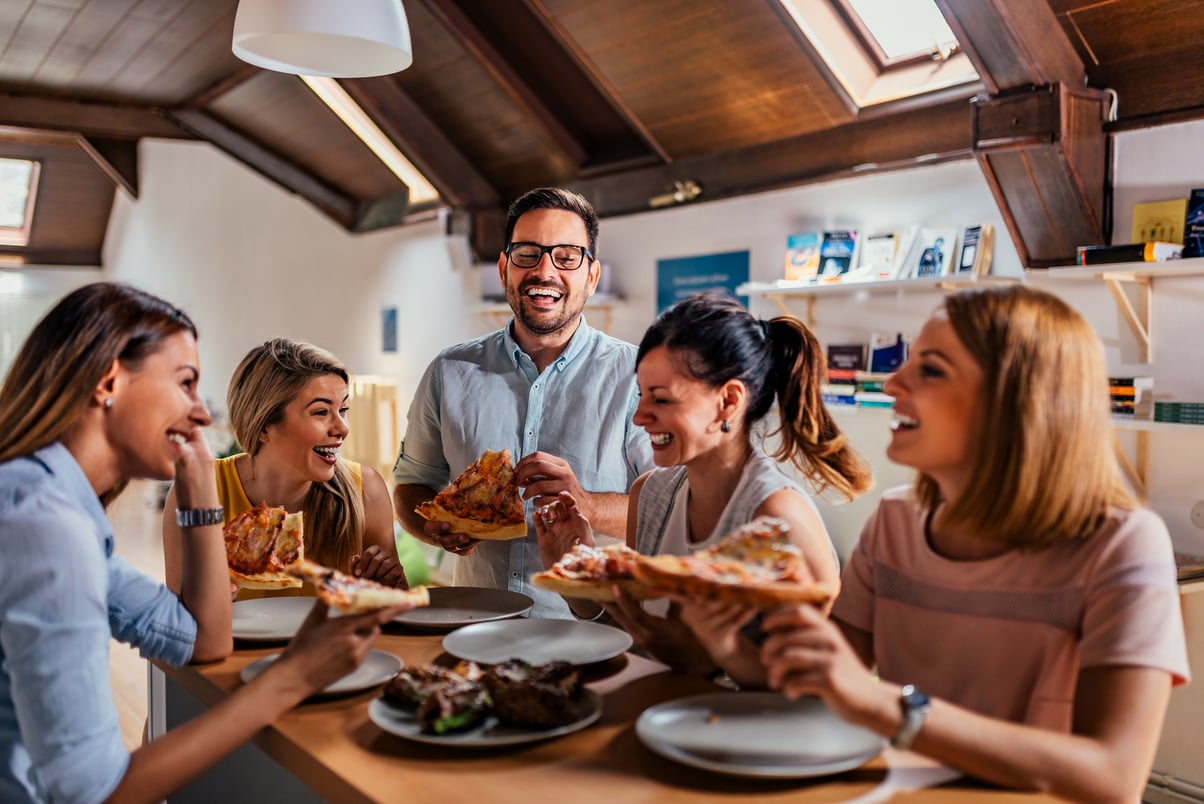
<box><xmin>104</xmin><ymin>397</ymin><xmax>113</xmax><ymax>409</ymax></box>
<box><xmin>720</xmin><ymin>419</ymin><xmax>730</xmax><ymax>433</ymax></box>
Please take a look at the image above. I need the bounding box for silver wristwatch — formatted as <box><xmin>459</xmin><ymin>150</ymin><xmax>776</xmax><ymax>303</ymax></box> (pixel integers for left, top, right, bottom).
<box><xmin>175</xmin><ymin>507</ymin><xmax>226</xmax><ymax>528</ymax></box>
<box><xmin>891</xmin><ymin>684</ymin><xmax>930</xmax><ymax>749</ymax></box>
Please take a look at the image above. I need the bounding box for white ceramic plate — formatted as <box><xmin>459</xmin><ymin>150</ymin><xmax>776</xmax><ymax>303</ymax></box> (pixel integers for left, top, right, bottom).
<box><xmin>231</xmin><ymin>597</ymin><xmax>315</xmax><ymax>642</ymax></box>
<box><xmin>636</xmin><ymin>692</ymin><xmax>885</xmax><ymax>778</ymax></box>
<box><xmin>441</xmin><ymin>618</ymin><xmax>632</xmax><ymax>665</ymax></box>
<box><xmin>393</xmin><ymin>586</ymin><xmax>533</xmax><ymax>631</ymax></box>
<box><xmin>368</xmin><ymin>689</ymin><xmax>602</xmax><ymax>747</ymax></box>
<box><xmin>240</xmin><ymin>650</ymin><xmax>401</xmax><ymax>696</ymax></box>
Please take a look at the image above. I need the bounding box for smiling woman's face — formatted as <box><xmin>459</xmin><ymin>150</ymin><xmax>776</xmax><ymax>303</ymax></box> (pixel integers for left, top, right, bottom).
<box><xmin>259</xmin><ymin>374</ymin><xmax>350</xmax><ymax>483</ymax></box>
<box><xmin>882</xmin><ymin>314</ymin><xmax>984</xmax><ymax>500</ymax></box>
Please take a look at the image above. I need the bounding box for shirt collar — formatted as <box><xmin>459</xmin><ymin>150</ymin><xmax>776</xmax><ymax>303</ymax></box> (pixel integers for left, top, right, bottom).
<box><xmin>32</xmin><ymin>441</ymin><xmax>114</xmax><ymax>541</ymax></box>
<box><xmin>504</xmin><ymin>315</ymin><xmax>595</xmax><ymax>371</ymax></box>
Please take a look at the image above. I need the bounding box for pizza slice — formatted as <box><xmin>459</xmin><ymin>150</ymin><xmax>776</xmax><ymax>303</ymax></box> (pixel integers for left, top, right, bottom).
<box><xmin>632</xmin><ymin>516</ymin><xmax>834</xmax><ymax>609</ymax></box>
<box><xmin>224</xmin><ymin>504</ymin><xmax>305</xmax><ymax>589</ymax></box>
<box><xmin>415</xmin><ymin>448</ymin><xmax>527</xmax><ymax>540</ymax></box>
<box><xmin>531</xmin><ymin>542</ymin><xmax>651</xmax><ymax>601</ymax></box>
<box><xmin>286</xmin><ymin>559</ymin><xmax>430</xmax><ymax>615</ymax></box>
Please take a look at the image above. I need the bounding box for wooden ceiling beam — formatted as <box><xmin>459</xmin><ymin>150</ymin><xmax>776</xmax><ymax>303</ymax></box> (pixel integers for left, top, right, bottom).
<box><xmin>78</xmin><ymin>137</ymin><xmax>138</xmax><ymax>199</ymax></box>
<box><xmin>339</xmin><ymin>77</ymin><xmax>499</xmax><ymax>210</ymax></box>
<box><xmin>422</xmin><ymin>0</ymin><xmax>586</xmax><ymax>166</ymax></box>
<box><xmin>0</xmin><ymin>92</ymin><xmax>189</xmax><ymax>140</ymax></box>
<box><xmin>0</xmin><ymin>247</ymin><xmax>101</xmax><ymax>267</ymax></box>
<box><xmin>166</xmin><ymin>108</ymin><xmax>358</xmax><ymax>228</ymax></box>
<box><xmin>567</xmin><ymin>96</ymin><xmax>974</xmax><ymax>218</ymax></box>
<box><xmin>935</xmin><ymin>0</ymin><xmax>1085</xmax><ymax>94</ymax></box>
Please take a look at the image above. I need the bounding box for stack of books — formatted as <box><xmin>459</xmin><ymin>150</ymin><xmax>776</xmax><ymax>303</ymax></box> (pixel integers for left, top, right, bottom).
<box><xmin>1175</xmin><ymin>553</ymin><xmax>1204</xmax><ymax>583</ymax></box>
<box><xmin>1109</xmin><ymin>376</ymin><xmax>1153</xmax><ymax>418</ymax></box>
<box><xmin>1153</xmin><ymin>401</ymin><xmax>1204</xmax><ymax>424</ymax></box>
<box><xmin>823</xmin><ymin>368</ymin><xmax>858</xmax><ymax>406</ymax></box>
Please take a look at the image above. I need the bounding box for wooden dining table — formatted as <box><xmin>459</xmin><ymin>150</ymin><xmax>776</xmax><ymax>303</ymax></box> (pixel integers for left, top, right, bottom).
<box><xmin>158</xmin><ymin>623</ymin><xmax>1061</xmax><ymax>804</ymax></box>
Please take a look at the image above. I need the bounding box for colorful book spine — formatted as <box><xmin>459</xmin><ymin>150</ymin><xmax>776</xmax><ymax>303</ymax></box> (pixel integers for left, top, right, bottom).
<box><xmin>1076</xmin><ymin>242</ymin><xmax>1183</xmax><ymax>265</ymax></box>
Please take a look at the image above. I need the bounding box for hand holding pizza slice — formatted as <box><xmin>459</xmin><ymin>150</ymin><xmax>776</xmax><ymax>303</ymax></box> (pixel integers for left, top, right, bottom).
<box><xmin>632</xmin><ymin>516</ymin><xmax>834</xmax><ymax>610</ymax></box>
<box><xmin>531</xmin><ymin>542</ymin><xmax>652</xmax><ymax>601</ymax></box>
<box><xmin>286</xmin><ymin>559</ymin><xmax>430</xmax><ymax>615</ymax></box>
<box><xmin>224</xmin><ymin>503</ymin><xmax>305</xmax><ymax>589</ymax></box>
<box><xmin>415</xmin><ymin>448</ymin><xmax>527</xmax><ymax>541</ymax></box>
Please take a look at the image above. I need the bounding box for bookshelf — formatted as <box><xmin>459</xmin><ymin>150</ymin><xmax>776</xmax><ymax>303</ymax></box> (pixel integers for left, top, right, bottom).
<box><xmin>736</xmin><ymin>274</ymin><xmax>1019</xmax><ymax>327</ymax></box>
<box><xmin>1041</xmin><ymin>257</ymin><xmax>1204</xmax><ymax>363</ymax></box>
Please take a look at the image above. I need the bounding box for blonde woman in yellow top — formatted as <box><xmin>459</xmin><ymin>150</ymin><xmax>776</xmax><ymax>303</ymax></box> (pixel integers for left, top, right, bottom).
<box><xmin>165</xmin><ymin>339</ymin><xmax>404</xmax><ymax>599</ymax></box>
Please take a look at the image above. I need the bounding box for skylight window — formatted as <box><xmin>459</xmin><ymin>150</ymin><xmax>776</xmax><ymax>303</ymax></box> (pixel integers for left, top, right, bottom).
<box><xmin>0</xmin><ymin>158</ymin><xmax>39</xmax><ymax>247</ymax></box>
<box><xmin>778</xmin><ymin>0</ymin><xmax>977</xmax><ymax>108</ymax></box>
<box><xmin>843</xmin><ymin>0</ymin><xmax>959</xmax><ymax>64</ymax></box>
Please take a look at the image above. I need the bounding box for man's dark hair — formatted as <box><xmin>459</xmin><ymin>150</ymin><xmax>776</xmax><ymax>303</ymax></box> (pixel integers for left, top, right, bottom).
<box><xmin>504</xmin><ymin>187</ymin><xmax>599</xmax><ymax>255</ymax></box>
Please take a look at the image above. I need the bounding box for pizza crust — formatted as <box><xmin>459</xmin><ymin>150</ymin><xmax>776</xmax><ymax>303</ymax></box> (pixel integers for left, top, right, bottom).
<box><xmin>228</xmin><ymin>567</ymin><xmax>303</xmax><ymax>590</ymax></box>
<box><xmin>415</xmin><ymin>499</ymin><xmax>527</xmax><ymax>541</ymax></box>
<box><xmin>336</xmin><ymin>585</ymin><xmax>430</xmax><ymax>615</ymax></box>
<box><xmin>530</xmin><ymin>573</ymin><xmax>651</xmax><ymax>602</ymax></box>
<box><xmin>632</xmin><ymin>554</ymin><xmax>833</xmax><ymax>609</ymax></box>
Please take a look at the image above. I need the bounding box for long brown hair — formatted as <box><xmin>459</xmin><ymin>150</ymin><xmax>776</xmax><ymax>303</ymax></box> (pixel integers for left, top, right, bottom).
<box><xmin>916</xmin><ymin>284</ymin><xmax>1135</xmax><ymax>546</ymax></box>
<box><xmin>227</xmin><ymin>338</ymin><xmax>364</xmax><ymax>569</ymax></box>
<box><xmin>0</xmin><ymin>282</ymin><xmax>196</xmax><ymax>503</ymax></box>
<box><xmin>637</xmin><ymin>292</ymin><xmax>872</xmax><ymax>501</ymax></box>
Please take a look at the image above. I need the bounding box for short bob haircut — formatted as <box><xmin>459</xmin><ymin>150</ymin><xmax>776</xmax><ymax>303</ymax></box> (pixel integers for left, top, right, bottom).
<box><xmin>915</xmin><ymin>284</ymin><xmax>1135</xmax><ymax>547</ymax></box>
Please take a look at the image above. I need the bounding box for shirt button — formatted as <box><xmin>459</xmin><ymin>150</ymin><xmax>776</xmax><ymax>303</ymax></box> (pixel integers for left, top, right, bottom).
<box><xmin>511</xmin><ymin>572</ymin><xmax>519</xmax><ymax>578</ymax></box>
<box><xmin>533</xmin><ymin>383</ymin><xmax>539</xmax><ymax>390</ymax></box>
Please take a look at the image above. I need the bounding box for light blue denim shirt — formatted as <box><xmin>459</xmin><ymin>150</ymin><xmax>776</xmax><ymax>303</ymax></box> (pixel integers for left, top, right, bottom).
<box><xmin>394</xmin><ymin>318</ymin><xmax>653</xmax><ymax>618</ymax></box>
<box><xmin>0</xmin><ymin>442</ymin><xmax>196</xmax><ymax>803</ymax></box>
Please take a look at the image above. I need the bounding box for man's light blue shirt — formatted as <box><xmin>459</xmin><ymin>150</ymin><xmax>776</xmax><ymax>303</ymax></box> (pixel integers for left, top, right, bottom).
<box><xmin>394</xmin><ymin>318</ymin><xmax>653</xmax><ymax>618</ymax></box>
<box><xmin>0</xmin><ymin>442</ymin><xmax>196</xmax><ymax>803</ymax></box>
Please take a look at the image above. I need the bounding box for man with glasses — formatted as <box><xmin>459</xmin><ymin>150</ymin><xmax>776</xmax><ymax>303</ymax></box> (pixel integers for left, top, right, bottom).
<box><xmin>393</xmin><ymin>187</ymin><xmax>653</xmax><ymax>619</ymax></box>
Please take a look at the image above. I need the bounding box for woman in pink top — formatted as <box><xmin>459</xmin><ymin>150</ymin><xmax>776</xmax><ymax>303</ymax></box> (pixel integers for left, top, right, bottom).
<box><xmin>693</xmin><ymin>285</ymin><xmax>1189</xmax><ymax>802</ymax></box>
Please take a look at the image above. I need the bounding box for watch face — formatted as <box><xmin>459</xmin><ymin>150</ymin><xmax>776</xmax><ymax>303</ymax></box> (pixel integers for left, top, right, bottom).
<box><xmin>901</xmin><ymin>684</ymin><xmax>929</xmax><ymax>708</ymax></box>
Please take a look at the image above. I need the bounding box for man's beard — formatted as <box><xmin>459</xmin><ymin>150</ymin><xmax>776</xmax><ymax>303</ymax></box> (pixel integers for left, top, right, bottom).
<box><xmin>507</xmin><ymin>280</ymin><xmax>584</xmax><ymax>335</ymax></box>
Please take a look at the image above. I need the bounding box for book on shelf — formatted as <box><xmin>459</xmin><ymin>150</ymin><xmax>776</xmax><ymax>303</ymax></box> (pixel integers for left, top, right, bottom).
<box><xmin>1109</xmin><ymin>376</ymin><xmax>1153</xmax><ymax>419</ymax></box>
<box><xmin>855</xmin><ymin>231</ymin><xmax>902</xmax><ymax>280</ymax></box>
<box><xmin>869</xmin><ymin>333</ymin><xmax>908</xmax><ymax>373</ymax></box>
<box><xmin>783</xmin><ymin>231</ymin><xmax>821</xmax><ymax>281</ymax></box>
<box><xmin>1130</xmin><ymin>199</ymin><xmax>1187</xmax><ymax>244</ymax></box>
<box><xmin>1175</xmin><ymin>553</ymin><xmax>1204</xmax><ymax>583</ymax></box>
<box><xmin>1076</xmin><ymin>242</ymin><xmax>1183</xmax><ymax>265</ymax></box>
<box><xmin>1154</xmin><ymin>401</ymin><xmax>1204</xmax><ymax>424</ymax></box>
<box><xmin>854</xmin><ymin>391</ymin><xmax>894</xmax><ymax>408</ymax></box>
<box><xmin>818</xmin><ymin>230</ymin><xmax>857</xmax><ymax>280</ymax></box>
<box><xmin>1184</xmin><ymin>188</ymin><xmax>1204</xmax><ymax>258</ymax></box>
<box><xmin>956</xmin><ymin>224</ymin><xmax>994</xmax><ymax>277</ymax></box>
<box><xmin>826</xmin><ymin>342</ymin><xmax>867</xmax><ymax>372</ymax></box>
<box><xmin>902</xmin><ymin>227</ymin><xmax>958</xmax><ymax>279</ymax></box>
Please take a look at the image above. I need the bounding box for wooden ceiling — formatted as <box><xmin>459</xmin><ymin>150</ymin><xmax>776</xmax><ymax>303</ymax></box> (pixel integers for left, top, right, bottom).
<box><xmin>2</xmin><ymin>0</ymin><xmax>1203</xmax><ymax>267</ymax></box>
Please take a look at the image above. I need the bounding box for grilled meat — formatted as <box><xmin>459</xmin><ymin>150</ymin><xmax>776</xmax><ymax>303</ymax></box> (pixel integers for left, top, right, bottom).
<box><xmin>484</xmin><ymin>659</ymin><xmax>583</xmax><ymax>729</ymax></box>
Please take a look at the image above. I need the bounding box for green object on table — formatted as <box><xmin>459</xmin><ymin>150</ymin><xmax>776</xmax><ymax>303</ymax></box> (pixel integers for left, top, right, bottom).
<box><xmin>395</xmin><ymin>526</ymin><xmax>431</xmax><ymax>587</ymax></box>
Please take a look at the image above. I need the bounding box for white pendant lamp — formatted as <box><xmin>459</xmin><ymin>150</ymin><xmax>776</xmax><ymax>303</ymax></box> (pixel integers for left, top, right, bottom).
<box><xmin>232</xmin><ymin>0</ymin><xmax>413</xmax><ymax>77</ymax></box>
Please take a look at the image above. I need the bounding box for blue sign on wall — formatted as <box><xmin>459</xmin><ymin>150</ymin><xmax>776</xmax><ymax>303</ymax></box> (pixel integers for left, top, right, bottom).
<box><xmin>655</xmin><ymin>250</ymin><xmax>749</xmax><ymax>313</ymax></box>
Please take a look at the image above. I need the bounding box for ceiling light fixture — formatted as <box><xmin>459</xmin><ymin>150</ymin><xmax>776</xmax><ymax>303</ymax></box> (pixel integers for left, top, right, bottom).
<box><xmin>301</xmin><ymin>75</ymin><xmax>439</xmax><ymax>204</ymax></box>
<box><xmin>232</xmin><ymin>0</ymin><xmax>413</xmax><ymax>77</ymax></box>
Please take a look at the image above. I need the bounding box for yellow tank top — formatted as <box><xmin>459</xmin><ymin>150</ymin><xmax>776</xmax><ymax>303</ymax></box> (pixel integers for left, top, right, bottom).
<box><xmin>216</xmin><ymin>454</ymin><xmax>364</xmax><ymax>601</ymax></box>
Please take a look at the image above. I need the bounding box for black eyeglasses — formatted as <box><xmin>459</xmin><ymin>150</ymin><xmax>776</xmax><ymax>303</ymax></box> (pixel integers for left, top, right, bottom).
<box><xmin>505</xmin><ymin>241</ymin><xmax>594</xmax><ymax>271</ymax></box>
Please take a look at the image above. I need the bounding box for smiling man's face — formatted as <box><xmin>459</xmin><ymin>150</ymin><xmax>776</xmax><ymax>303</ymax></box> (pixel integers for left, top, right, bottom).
<box><xmin>499</xmin><ymin>208</ymin><xmax>599</xmax><ymax>338</ymax></box>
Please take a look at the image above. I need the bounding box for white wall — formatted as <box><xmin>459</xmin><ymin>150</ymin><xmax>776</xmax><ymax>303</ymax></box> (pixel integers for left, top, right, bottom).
<box><xmin>102</xmin><ymin>140</ymin><xmax>483</xmax><ymax>424</ymax></box>
<box><xmin>12</xmin><ymin>120</ymin><xmax>1202</xmax><ymax>558</ymax></box>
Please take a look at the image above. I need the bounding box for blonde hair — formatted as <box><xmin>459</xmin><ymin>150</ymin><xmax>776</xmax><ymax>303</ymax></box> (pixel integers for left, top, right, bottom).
<box><xmin>0</xmin><ymin>283</ymin><xmax>196</xmax><ymax>506</ymax></box>
<box><xmin>227</xmin><ymin>339</ymin><xmax>364</xmax><ymax>569</ymax></box>
<box><xmin>916</xmin><ymin>284</ymin><xmax>1135</xmax><ymax>546</ymax></box>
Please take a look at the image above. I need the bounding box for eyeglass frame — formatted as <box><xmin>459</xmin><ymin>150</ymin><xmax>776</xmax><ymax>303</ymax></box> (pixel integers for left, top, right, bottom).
<box><xmin>504</xmin><ymin>241</ymin><xmax>595</xmax><ymax>271</ymax></box>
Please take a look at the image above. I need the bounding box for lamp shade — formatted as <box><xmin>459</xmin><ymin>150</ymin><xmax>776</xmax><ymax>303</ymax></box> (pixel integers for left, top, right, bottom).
<box><xmin>232</xmin><ymin>0</ymin><xmax>412</xmax><ymax>77</ymax></box>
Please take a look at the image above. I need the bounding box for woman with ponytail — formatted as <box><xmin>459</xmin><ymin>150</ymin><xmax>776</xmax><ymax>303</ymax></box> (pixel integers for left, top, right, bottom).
<box><xmin>534</xmin><ymin>292</ymin><xmax>871</xmax><ymax>685</ymax></box>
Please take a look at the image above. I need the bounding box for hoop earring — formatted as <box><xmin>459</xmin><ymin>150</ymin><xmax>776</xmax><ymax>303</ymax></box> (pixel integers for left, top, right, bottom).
<box><xmin>720</xmin><ymin>419</ymin><xmax>731</xmax><ymax>433</ymax></box>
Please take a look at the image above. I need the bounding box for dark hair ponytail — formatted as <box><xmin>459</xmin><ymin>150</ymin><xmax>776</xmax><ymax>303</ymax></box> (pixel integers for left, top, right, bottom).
<box><xmin>764</xmin><ymin>318</ymin><xmax>872</xmax><ymax>500</ymax></box>
<box><xmin>637</xmin><ymin>292</ymin><xmax>871</xmax><ymax>500</ymax></box>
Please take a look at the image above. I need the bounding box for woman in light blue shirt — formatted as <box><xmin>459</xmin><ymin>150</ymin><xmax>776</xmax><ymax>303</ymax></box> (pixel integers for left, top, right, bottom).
<box><xmin>0</xmin><ymin>283</ymin><xmax>401</xmax><ymax>803</ymax></box>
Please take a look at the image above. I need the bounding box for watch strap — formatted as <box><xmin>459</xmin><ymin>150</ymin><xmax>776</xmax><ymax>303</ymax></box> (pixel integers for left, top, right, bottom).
<box><xmin>891</xmin><ymin>684</ymin><xmax>930</xmax><ymax>749</ymax></box>
<box><xmin>175</xmin><ymin>506</ymin><xmax>226</xmax><ymax>528</ymax></box>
